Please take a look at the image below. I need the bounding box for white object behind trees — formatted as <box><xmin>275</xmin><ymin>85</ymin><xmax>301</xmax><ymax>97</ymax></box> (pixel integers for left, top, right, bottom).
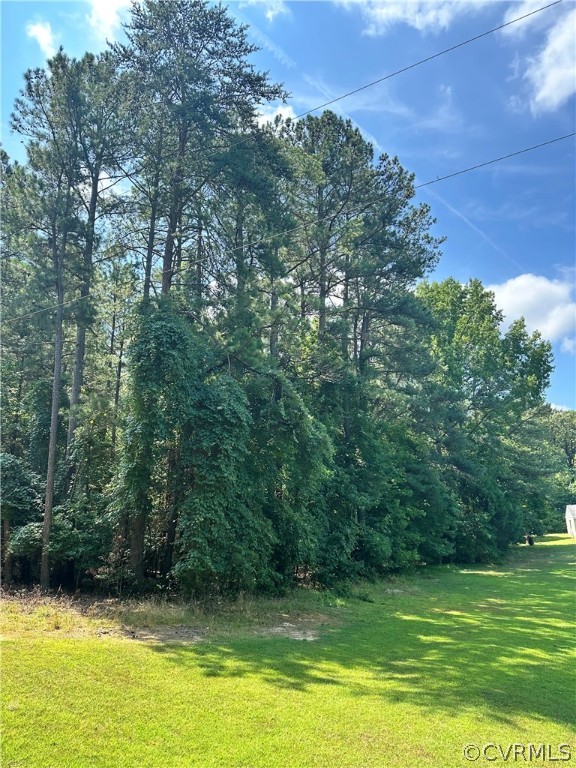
<box><xmin>566</xmin><ymin>505</ymin><xmax>576</xmax><ymax>537</ymax></box>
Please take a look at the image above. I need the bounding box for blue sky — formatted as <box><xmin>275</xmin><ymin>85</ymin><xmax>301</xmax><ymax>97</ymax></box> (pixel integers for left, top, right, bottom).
<box><xmin>2</xmin><ymin>0</ymin><xmax>575</xmax><ymax>407</ymax></box>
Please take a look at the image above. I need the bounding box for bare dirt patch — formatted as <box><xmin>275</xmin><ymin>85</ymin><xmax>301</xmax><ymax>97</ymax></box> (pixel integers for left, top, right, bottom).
<box><xmin>256</xmin><ymin>612</ymin><xmax>336</xmax><ymax>641</ymax></box>
<box><xmin>261</xmin><ymin>622</ymin><xmax>319</xmax><ymax>640</ymax></box>
<box><xmin>1</xmin><ymin>590</ymin><xmax>338</xmax><ymax>645</ymax></box>
<box><xmin>121</xmin><ymin>625</ymin><xmax>206</xmax><ymax>643</ymax></box>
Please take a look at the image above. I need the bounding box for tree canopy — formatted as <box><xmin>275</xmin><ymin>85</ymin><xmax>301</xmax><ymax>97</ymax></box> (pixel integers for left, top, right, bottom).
<box><xmin>2</xmin><ymin>0</ymin><xmax>573</xmax><ymax>594</ymax></box>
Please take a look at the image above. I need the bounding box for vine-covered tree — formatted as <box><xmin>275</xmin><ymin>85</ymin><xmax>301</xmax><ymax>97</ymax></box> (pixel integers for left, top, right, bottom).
<box><xmin>1</xmin><ymin>0</ymin><xmax>569</xmax><ymax>594</ymax></box>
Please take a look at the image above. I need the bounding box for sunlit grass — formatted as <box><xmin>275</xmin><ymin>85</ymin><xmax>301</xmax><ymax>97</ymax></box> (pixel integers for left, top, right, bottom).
<box><xmin>2</xmin><ymin>535</ymin><xmax>575</xmax><ymax>768</ymax></box>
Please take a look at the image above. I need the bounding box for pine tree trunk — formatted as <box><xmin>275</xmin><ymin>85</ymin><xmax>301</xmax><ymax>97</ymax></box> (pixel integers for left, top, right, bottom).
<box><xmin>40</xmin><ymin>225</ymin><xmax>66</xmax><ymax>591</ymax></box>
<box><xmin>66</xmin><ymin>170</ymin><xmax>99</xmax><ymax>461</ymax></box>
<box><xmin>317</xmin><ymin>189</ymin><xmax>327</xmax><ymax>339</ymax></box>
<box><xmin>144</xmin><ymin>185</ymin><xmax>159</xmax><ymax>300</ymax></box>
<box><xmin>144</xmin><ymin>136</ymin><xmax>163</xmax><ymax>300</ymax></box>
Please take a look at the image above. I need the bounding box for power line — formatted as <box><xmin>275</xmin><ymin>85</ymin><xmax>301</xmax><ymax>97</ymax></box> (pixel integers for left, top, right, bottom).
<box><xmin>293</xmin><ymin>0</ymin><xmax>563</xmax><ymax>119</ymax></box>
<box><xmin>204</xmin><ymin>0</ymin><xmax>560</xmax><ymax>162</ymax></box>
<box><xmin>2</xmin><ymin>294</ymin><xmax>96</xmax><ymax>325</ymax></box>
<box><xmin>3</xmin><ymin>130</ymin><xmax>574</xmax><ymax>326</ymax></box>
<box><xmin>1</xmin><ymin>1</ymin><xmax>569</xmax><ymax>326</ymax></box>
<box><xmin>415</xmin><ymin>132</ymin><xmax>576</xmax><ymax>189</ymax></box>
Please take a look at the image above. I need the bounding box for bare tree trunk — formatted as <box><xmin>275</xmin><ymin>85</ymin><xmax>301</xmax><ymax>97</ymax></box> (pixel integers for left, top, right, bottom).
<box><xmin>161</xmin><ymin>126</ymin><xmax>186</xmax><ymax>296</ymax></box>
<box><xmin>66</xmin><ymin>319</ymin><xmax>86</xmax><ymax>459</ymax></box>
<box><xmin>235</xmin><ymin>199</ymin><xmax>246</xmax><ymax>297</ymax></box>
<box><xmin>144</xmin><ymin>182</ymin><xmax>159</xmax><ymax>300</ymax></box>
<box><xmin>66</xmin><ymin>170</ymin><xmax>100</xmax><ymax>461</ymax></box>
<box><xmin>359</xmin><ymin>312</ymin><xmax>370</xmax><ymax>375</ymax></box>
<box><xmin>194</xmin><ymin>213</ymin><xmax>203</xmax><ymax>307</ymax></box>
<box><xmin>40</xmin><ymin>226</ymin><xmax>65</xmax><ymax>591</ymax></box>
<box><xmin>319</xmin><ymin>246</ymin><xmax>327</xmax><ymax>339</ymax></box>
<box><xmin>341</xmin><ymin>254</ymin><xmax>351</xmax><ymax>443</ymax></box>
<box><xmin>317</xmin><ymin>189</ymin><xmax>327</xmax><ymax>339</ymax></box>
<box><xmin>67</xmin><ymin>174</ymin><xmax>98</xmax><ymax>441</ymax></box>
<box><xmin>143</xmin><ymin>135</ymin><xmax>163</xmax><ymax>300</ymax></box>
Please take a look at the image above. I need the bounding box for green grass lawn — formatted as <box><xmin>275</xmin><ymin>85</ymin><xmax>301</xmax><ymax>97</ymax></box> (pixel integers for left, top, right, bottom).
<box><xmin>2</xmin><ymin>535</ymin><xmax>575</xmax><ymax>768</ymax></box>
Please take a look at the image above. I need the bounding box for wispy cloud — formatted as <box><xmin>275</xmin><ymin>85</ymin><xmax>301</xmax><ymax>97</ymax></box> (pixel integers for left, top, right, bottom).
<box><xmin>501</xmin><ymin>0</ymin><xmax>561</xmax><ymax>38</ymax></box>
<box><xmin>248</xmin><ymin>23</ymin><xmax>298</xmax><ymax>69</ymax></box>
<box><xmin>335</xmin><ymin>0</ymin><xmax>574</xmax><ymax>115</ymax></box>
<box><xmin>410</xmin><ymin>83</ymin><xmax>483</xmax><ymax>136</ymax></box>
<box><xmin>525</xmin><ymin>7</ymin><xmax>576</xmax><ymax>114</ymax></box>
<box><xmin>488</xmin><ymin>273</ymin><xmax>576</xmax><ymax>351</ymax></box>
<box><xmin>501</xmin><ymin>2</ymin><xmax>575</xmax><ymax>114</ymax></box>
<box><xmin>305</xmin><ymin>75</ymin><xmax>414</xmax><ymax>121</ymax></box>
<box><xmin>240</xmin><ymin>0</ymin><xmax>290</xmax><ymax>23</ymax></box>
<box><xmin>26</xmin><ymin>20</ymin><xmax>56</xmax><ymax>59</ymax></box>
<box><xmin>423</xmin><ymin>187</ymin><xmax>525</xmax><ymax>271</ymax></box>
<box><xmin>336</xmin><ymin>0</ymin><xmax>490</xmax><ymax>35</ymax></box>
<box><xmin>86</xmin><ymin>0</ymin><xmax>130</xmax><ymax>44</ymax></box>
<box><xmin>300</xmin><ymin>74</ymin><xmax>385</xmax><ymax>152</ymax></box>
<box><xmin>463</xmin><ymin>198</ymin><xmax>571</xmax><ymax>230</ymax></box>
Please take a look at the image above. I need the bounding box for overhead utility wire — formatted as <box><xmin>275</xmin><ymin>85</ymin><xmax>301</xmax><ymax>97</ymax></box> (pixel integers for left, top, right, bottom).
<box><xmin>415</xmin><ymin>132</ymin><xmax>576</xmax><ymax>188</ymax></box>
<box><xmin>293</xmin><ymin>0</ymin><xmax>562</xmax><ymax>119</ymax></box>
<box><xmin>1</xmin><ymin>1</ymin><xmax>566</xmax><ymax>326</ymax></box>
<box><xmin>4</xmin><ymin>129</ymin><xmax>574</xmax><ymax>326</ymax></box>
<box><xmin>5</xmin><ymin>0</ymin><xmax>561</xmax><ymax>277</ymax></box>
<box><xmin>205</xmin><ymin>0</ymin><xmax>560</xmax><ymax>161</ymax></box>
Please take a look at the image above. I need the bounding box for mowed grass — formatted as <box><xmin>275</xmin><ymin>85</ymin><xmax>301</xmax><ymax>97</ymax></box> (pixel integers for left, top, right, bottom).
<box><xmin>2</xmin><ymin>536</ymin><xmax>575</xmax><ymax>768</ymax></box>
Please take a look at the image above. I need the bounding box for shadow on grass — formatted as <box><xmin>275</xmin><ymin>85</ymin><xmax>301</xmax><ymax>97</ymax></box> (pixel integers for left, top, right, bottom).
<box><xmin>151</xmin><ymin>538</ymin><xmax>576</xmax><ymax>730</ymax></box>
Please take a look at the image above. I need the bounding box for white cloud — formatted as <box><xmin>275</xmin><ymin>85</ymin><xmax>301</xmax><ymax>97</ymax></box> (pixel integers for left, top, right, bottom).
<box><xmin>336</xmin><ymin>0</ymin><xmax>489</xmax><ymax>35</ymax></box>
<box><xmin>241</xmin><ymin>0</ymin><xmax>290</xmax><ymax>23</ymax></box>
<box><xmin>500</xmin><ymin>3</ymin><xmax>576</xmax><ymax>113</ymax></box>
<box><xmin>550</xmin><ymin>402</ymin><xmax>572</xmax><ymax>411</ymax></box>
<box><xmin>256</xmin><ymin>104</ymin><xmax>298</xmax><ymax>126</ymax></box>
<box><xmin>335</xmin><ymin>0</ymin><xmax>574</xmax><ymax>114</ymax></box>
<box><xmin>488</xmin><ymin>273</ymin><xmax>576</xmax><ymax>352</ymax></box>
<box><xmin>525</xmin><ymin>8</ymin><xmax>576</xmax><ymax>114</ymax></box>
<box><xmin>86</xmin><ymin>0</ymin><xmax>131</xmax><ymax>44</ymax></box>
<box><xmin>501</xmin><ymin>0</ymin><xmax>555</xmax><ymax>37</ymax></box>
<box><xmin>26</xmin><ymin>20</ymin><xmax>56</xmax><ymax>59</ymax></box>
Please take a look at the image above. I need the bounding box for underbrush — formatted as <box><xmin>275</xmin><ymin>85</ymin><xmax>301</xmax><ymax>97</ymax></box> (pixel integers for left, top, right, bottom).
<box><xmin>0</xmin><ymin>582</ymin><xmax>348</xmax><ymax>637</ymax></box>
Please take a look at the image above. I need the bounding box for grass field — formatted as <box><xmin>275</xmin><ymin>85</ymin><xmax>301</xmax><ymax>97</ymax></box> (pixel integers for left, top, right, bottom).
<box><xmin>2</xmin><ymin>535</ymin><xmax>575</xmax><ymax>768</ymax></box>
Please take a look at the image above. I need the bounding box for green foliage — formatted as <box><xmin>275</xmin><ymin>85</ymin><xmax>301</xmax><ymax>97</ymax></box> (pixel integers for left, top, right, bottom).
<box><xmin>7</xmin><ymin>522</ymin><xmax>43</xmax><ymax>559</ymax></box>
<box><xmin>245</xmin><ymin>373</ymin><xmax>332</xmax><ymax>585</ymax></box>
<box><xmin>173</xmin><ymin>373</ymin><xmax>277</xmax><ymax>595</ymax></box>
<box><xmin>3</xmin><ymin>0</ymin><xmax>566</xmax><ymax>594</ymax></box>
<box><xmin>0</xmin><ymin>454</ymin><xmax>42</xmax><ymax>526</ymax></box>
<box><xmin>416</xmin><ymin>279</ymin><xmax>556</xmax><ymax>561</ymax></box>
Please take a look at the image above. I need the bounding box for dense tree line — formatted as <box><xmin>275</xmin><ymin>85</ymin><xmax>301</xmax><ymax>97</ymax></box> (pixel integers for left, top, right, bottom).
<box><xmin>1</xmin><ymin>0</ymin><xmax>573</xmax><ymax>595</ymax></box>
